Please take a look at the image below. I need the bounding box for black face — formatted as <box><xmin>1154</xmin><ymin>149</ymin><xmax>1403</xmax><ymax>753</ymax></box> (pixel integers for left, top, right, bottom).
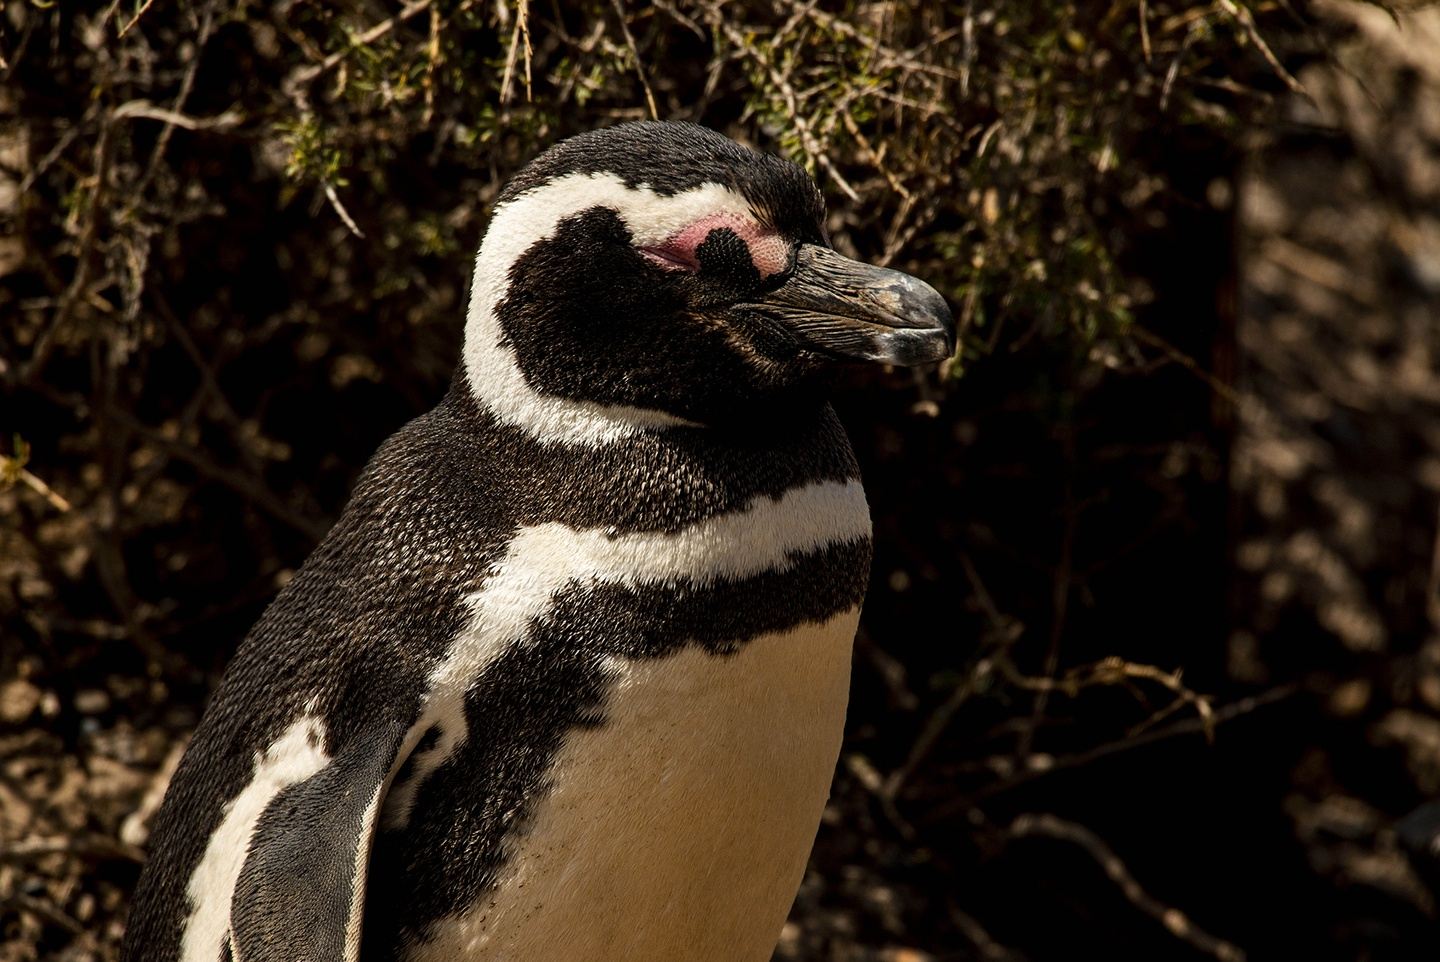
<box><xmin>486</xmin><ymin>122</ymin><xmax>953</xmax><ymax>427</ymax></box>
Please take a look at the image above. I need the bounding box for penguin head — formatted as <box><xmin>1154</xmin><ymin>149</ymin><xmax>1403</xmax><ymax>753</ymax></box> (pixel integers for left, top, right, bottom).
<box><xmin>463</xmin><ymin>121</ymin><xmax>953</xmax><ymax>438</ymax></box>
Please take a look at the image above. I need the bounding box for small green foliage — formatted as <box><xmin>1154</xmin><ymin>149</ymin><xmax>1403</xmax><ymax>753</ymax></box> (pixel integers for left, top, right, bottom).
<box><xmin>117</xmin><ymin>0</ymin><xmax>1280</xmax><ymax>384</ymax></box>
<box><xmin>0</xmin><ymin>435</ymin><xmax>31</xmax><ymax>489</ymax></box>
<box><xmin>278</xmin><ymin>117</ymin><xmax>348</xmax><ymax>187</ymax></box>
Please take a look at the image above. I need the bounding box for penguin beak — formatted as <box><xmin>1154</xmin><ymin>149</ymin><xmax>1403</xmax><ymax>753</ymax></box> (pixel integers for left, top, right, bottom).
<box><xmin>747</xmin><ymin>244</ymin><xmax>956</xmax><ymax>366</ymax></box>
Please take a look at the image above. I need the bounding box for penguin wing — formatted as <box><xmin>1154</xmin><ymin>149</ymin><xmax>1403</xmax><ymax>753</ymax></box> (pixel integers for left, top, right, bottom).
<box><xmin>225</xmin><ymin>716</ymin><xmax>409</xmax><ymax>962</ymax></box>
<box><xmin>123</xmin><ymin>405</ymin><xmax>504</xmax><ymax>961</ymax></box>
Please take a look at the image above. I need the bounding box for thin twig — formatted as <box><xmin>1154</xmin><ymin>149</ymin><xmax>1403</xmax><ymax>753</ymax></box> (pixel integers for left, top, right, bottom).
<box><xmin>1132</xmin><ymin>325</ymin><xmax>1242</xmax><ymax>407</ymax></box>
<box><xmin>959</xmin><ymin>0</ymin><xmax>975</xmax><ymax>95</ymax></box>
<box><xmin>1</xmin><ymin>436</ymin><xmax>72</xmax><ymax>511</ymax></box>
<box><xmin>423</xmin><ymin>4</ymin><xmax>441</xmax><ymax>125</ymax></box>
<box><xmin>130</xmin><ymin>0</ymin><xmax>221</xmax><ymax>203</ymax></box>
<box><xmin>0</xmin><ymin>835</ymin><xmax>144</xmax><ymax>865</ymax></box>
<box><xmin>16</xmin><ymin>113</ymin><xmax>88</xmax><ymax>197</ymax></box>
<box><xmin>554</xmin><ymin>19</ymin><xmax>608</xmax><ymax>105</ymax></box>
<box><xmin>610</xmin><ymin>0</ymin><xmax>658</xmax><ymax>119</ymax></box>
<box><xmin>1214</xmin><ymin>0</ymin><xmax>1307</xmax><ymax>97</ymax></box>
<box><xmin>713</xmin><ymin>19</ymin><xmax>859</xmax><ymax>201</ymax></box>
<box><xmin>884</xmin><ymin>657</ymin><xmax>995</xmax><ymax>799</ymax></box>
<box><xmin>3</xmin><ymin>891</ymin><xmax>87</xmax><ymax>936</ymax></box>
<box><xmin>289</xmin><ymin>0</ymin><xmax>440</xmax><ymax>91</ymax></box>
<box><xmin>948</xmin><ymin>900</ymin><xmax>1030</xmax><ymax>961</ymax></box>
<box><xmin>117</xmin><ymin>0</ymin><xmax>158</xmax><ymax>38</ymax></box>
<box><xmin>519</xmin><ymin>0</ymin><xmax>533</xmax><ymax>102</ymax></box>
<box><xmin>652</xmin><ymin>0</ymin><xmax>705</xmax><ymax>40</ymax></box>
<box><xmin>778</xmin><ymin>0</ymin><xmax>966</xmax><ymax>83</ymax></box>
<box><xmin>1016</xmin><ymin>434</ymin><xmax>1076</xmax><ymax>760</ymax></box>
<box><xmin>1139</xmin><ymin>0</ymin><xmax>1153</xmax><ymax>63</ymax></box>
<box><xmin>113</xmin><ymin>100</ymin><xmax>243</xmax><ymax>131</ymax></box>
<box><xmin>841</xmin><ymin>110</ymin><xmax>909</xmax><ymax>199</ymax></box>
<box><xmin>103</xmin><ymin>410</ymin><xmax>329</xmax><ymax>542</ymax></box>
<box><xmin>2</xmin><ymin>894</ymin><xmax>85</xmax><ymax>935</ymax></box>
<box><xmin>323</xmin><ymin>182</ymin><xmax>366</xmax><ymax>238</ymax></box>
<box><xmin>1160</xmin><ymin>20</ymin><xmax>1203</xmax><ymax>112</ymax></box>
<box><xmin>17</xmin><ymin>470</ymin><xmax>72</xmax><ymax>512</ymax></box>
<box><xmin>1008</xmin><ymin>814</ymin><xmax>1247</xmax><ymax>961</ymax></box>
<box><xmin>499</xmin><ymin>11</ymin><xmax>523</xmax><ymax>104</ymax></box>
<box><xmin>0</xmin><ymin>10</ymin><xmax>35</xmax><ymax>83</ymax></box>
<box><xmin>1000</xmin><ymin>654</ymin><xmax>1217</xmax><ymax>740</ymax></box>
<box><xmin>926</xmin><ymin>685</ymin><xmax>1297</xmax><ymax>818</ymax></box>
<box><xmin>20</xmin><ymin>119</ymin><xmax>115</xmax><ymax>387</ymax></box>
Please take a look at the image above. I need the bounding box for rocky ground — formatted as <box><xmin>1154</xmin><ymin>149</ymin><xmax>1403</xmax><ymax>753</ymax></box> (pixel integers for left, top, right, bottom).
<box><xmin>1226</xmin><ymin>0</ymin><xmax>1440</xmax><ymax>950</ymax></box>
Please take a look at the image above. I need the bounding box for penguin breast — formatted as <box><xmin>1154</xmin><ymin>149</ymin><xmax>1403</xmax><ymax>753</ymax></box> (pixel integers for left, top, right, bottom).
<box><xmin>406</xmin><ymin>605</ymin><xmax>859</xmax><ymax>962</ymax></box>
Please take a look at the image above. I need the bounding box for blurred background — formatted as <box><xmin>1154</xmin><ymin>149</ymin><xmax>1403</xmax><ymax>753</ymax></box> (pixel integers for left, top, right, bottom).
<box><xmin>3</xmin><ymin>1</ymin><xmax>1439</xmax><ymax>959</ymax></box>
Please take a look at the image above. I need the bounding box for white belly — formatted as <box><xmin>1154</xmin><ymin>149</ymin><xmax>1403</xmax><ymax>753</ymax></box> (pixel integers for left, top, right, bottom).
<box><xmin>406</xmin><ymin>607</ymin><xmax>859</xmax><ymax>962</ymax></box>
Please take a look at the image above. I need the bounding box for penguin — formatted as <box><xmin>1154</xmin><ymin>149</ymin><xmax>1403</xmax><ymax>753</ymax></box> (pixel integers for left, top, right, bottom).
<box><xmin>120</xmin><ymin>120</ymin><xmax>953</xmax><ymax>962</ymax></box>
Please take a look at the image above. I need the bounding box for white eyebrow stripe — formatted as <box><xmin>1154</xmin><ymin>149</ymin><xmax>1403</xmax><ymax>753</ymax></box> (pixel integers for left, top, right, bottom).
<box><xmin>463</xmin><ymin>174</ymin><xmax>757</xmax><ymax>446</ymax></box>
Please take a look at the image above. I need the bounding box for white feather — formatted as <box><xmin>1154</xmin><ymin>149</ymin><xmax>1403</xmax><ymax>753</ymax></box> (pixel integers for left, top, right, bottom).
<box><xmin>179</xmin><ymin>712</ymin><xmax>330</xmax><ymax>962</ymax></box>
<box><xmin>463</xmin><ymin>174</ymin><xmax>757</xmax><ymax>445</ymax></box>
<box><xmin>382</xmin><ymin>477</ymin><xmax>870</xmax><ymax>831</ymax></box>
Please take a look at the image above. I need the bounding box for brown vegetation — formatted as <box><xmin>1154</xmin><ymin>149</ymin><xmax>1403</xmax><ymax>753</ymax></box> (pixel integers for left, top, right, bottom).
<box><xmin>2</xmin><ymin>1</ymin><xmax>1438</xmax><ymax>959</ymax></box>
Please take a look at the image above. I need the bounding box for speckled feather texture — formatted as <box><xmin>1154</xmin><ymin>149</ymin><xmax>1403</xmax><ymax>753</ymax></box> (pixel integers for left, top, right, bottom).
<box><xmin>120</xmin><ymin>122</ymin><xmax>891</xmax><ymax>962</ymax></box>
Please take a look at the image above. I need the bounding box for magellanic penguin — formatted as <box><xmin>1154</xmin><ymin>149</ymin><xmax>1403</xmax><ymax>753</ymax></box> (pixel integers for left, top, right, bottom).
<box><xmin>120</xmin><ymin>121</ymin><xmax>954</xmax><ymax>962</ymax></box>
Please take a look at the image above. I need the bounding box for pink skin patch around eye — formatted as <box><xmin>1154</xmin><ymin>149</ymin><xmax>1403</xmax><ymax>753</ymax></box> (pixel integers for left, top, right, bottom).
<box><xmin>639</xmin><ymin>212</ymin><xmax>791</xmax><ymax>279</ymax></box>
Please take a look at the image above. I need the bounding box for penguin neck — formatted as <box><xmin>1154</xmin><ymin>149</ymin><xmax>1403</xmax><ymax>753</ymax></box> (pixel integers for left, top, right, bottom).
<box><xmin>447</xmin><ymin>359</ymin><xmax>832</xmax><ymax>455</ymax></box>
<box><xmin>441</xmin><ymin>374</ymin><xmax>858</xmax><ymax>536</ymax></box>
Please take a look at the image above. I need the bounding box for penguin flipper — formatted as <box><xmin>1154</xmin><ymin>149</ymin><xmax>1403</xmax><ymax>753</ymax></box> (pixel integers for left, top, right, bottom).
<box><xmin>226</xmin><ymin>718</ymin><xmax>408</xmax><ymax>962</ymax></box>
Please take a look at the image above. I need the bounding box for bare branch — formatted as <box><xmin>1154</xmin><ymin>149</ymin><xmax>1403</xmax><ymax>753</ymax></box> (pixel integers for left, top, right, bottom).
<box><xmin>323</xmin><ymin>181</ymin><xmax>366</xmax><ymax>238</ymax></box>
<box><xmin>117</xmin><ymin>0</ymin><xmax>158</xmax><ymax>39</ymax></box>
<box><xmin>17</xmin><ymin>469</ymin><xmax>72</xmax><ymax>512</ymax></box>
<box><xmin>712</xmin><ymin>18</ymin><xmax>860</xmax><ymax>201</ymax></box>
<box><xmin>113</xmin><ymin>100</ymin><xmax>243</xmax><ymax>131</ymax></box>
<box><xmin>1</xmin><ymin>894</ymin><xmax>86</xmax><ymax>936</ymax></box>
<box><xmin>610</xmin><ymin>0</ymin><xmax>659</xmax><ymax>120</ymax></box>
<box><xmin>287</xmin><ymin>0</ymin><xmax>454</xmax><ymax>95</ymax></box>
<box><xmin>0</xmin><ymin>835</ymin><xmax>144</xmax><ymax>865</ymax></box>
<box><xmin>926</xmin><ymin>685</ymin><xmax>1298</xmax><ymax>817</ymax></box>
<box><xmin>1008</xmin><ymin>814</ymin><xmax>1247</xmax><ymax>962</ymax></box>
<box><xmin>1215</xmin><ymin>0</ymin><xmax>1308</xmax><ymax>97</ymax></box>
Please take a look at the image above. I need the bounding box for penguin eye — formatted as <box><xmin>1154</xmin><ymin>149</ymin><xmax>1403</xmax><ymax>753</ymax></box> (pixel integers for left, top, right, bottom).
<box><xmin>637</xmin><ymin>241</ymin><xmax>701</xmax><ymax>273</ymax></box>
<box><xmin>635</xmin><ymin>213</ymin><xmax>789</xmax><ymax>281</ymax></box>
